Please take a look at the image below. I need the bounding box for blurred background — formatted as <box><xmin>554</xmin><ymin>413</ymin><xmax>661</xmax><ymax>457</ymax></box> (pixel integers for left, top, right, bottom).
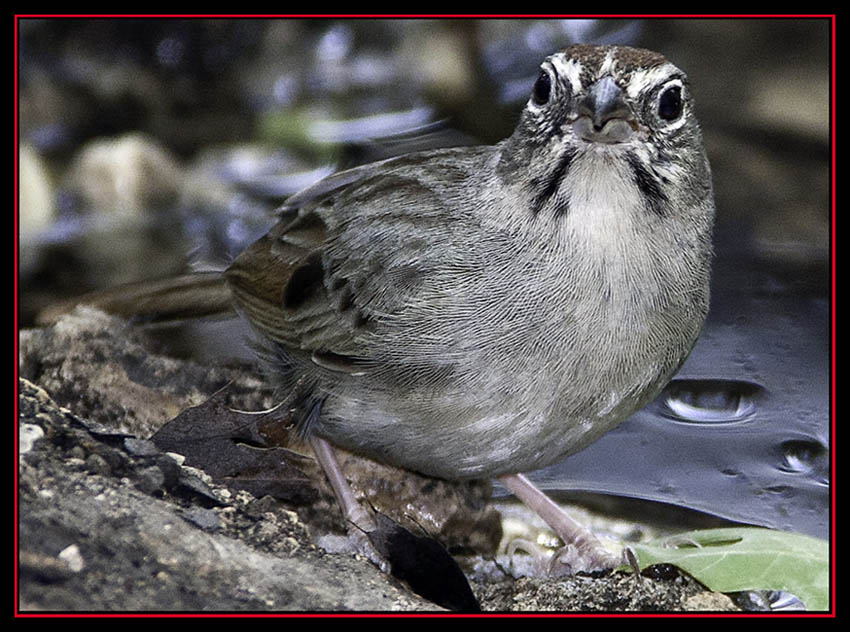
<box><xmin>17</xmin><ymin>17</ymin><xmax>831</xmax><ymax>541</ymax></box>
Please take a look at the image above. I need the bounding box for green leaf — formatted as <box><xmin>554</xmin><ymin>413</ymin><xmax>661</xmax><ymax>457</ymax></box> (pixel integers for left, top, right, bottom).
<box><xmin>630</xmin><ymin>527</ymin><xmax>830</xmax><ymax>611</ymax></box>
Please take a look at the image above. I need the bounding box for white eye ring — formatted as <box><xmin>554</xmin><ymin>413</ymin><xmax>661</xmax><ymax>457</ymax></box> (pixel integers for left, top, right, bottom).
<box><xmin>529</xmin><ymin>69</ymin><xmax>553</xmax><ymax>109</ymax></box>
<box><xmin>654</xmin><ymin>79</ymin><xmax>688</xmax><ymax>130</ymax></box>
<box><xmin>658</xmin><ymin>83</ymin><xmax>683</xmax><ymax>120</ymax></box>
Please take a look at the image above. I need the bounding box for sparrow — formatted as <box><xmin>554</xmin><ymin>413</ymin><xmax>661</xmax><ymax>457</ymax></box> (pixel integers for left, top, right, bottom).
<box><xmin>38</xmin><ymin>44</ymin><xmax>715</xmax><ymax>572</ymax></box>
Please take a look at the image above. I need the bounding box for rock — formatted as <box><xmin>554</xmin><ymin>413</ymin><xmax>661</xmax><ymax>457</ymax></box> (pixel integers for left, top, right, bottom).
<box><xmin>18</xmin><ymin>143</ymin><xmax>56</xmax><ymax>277</ymax></box>
<box><xmin>18</xmin><ymin>143</ymin><xmax>55</xmax><ymax>236</ymax></box>
<box><xmin>67</xmin><ymin>133</ymin><xmax>182</xmax><ymax>218</ymax></box>
<box><xmin>17</xmin><ymin>377</ymin><xmax>437</xmax><ymax>611</ymax></box>
<box><xmin>17</xmin><ymin>309</ymin><xmax>496</xmax><ymax>610</ymax></box>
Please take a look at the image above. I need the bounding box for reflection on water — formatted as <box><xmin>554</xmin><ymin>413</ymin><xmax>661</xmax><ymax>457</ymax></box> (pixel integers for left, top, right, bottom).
<box><xmin>657</xmin><ymin>378</ymin><xmax>763</xmax><ymax>424</ymax></box>
<box><xmin>733</xmin><ymin>589</ymin><xmax>808</xmax><ymax>612</ymax></box>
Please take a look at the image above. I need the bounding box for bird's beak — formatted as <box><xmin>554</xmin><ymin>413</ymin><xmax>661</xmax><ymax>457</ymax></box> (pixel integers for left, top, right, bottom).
<box><xmin>572</xmin><ymin>76</ymin><xmax>635</xmax><ymax>144</ymax></box>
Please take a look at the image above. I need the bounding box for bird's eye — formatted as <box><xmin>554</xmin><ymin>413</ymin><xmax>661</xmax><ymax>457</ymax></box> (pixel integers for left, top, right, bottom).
<box><xmin>531</xmin><ymin>70</ymin><xmax>552</xmax><ymax>106</ymax></box>
<box><xmin>658</xmin><ymin>85</ymin><xmax>683</xmax><ymax>121</ymax></box>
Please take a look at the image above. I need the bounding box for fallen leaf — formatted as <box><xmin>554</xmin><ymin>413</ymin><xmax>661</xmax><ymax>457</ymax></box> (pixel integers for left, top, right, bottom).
<box><xmin>631</xmin><ymin>527</ymin><xmax>829</xmax><ymax>611</ymax></box>
<box><xmin>151</xmin><ymin>387</ymin><xmax>318</xmax><ymax>504</ymax></box>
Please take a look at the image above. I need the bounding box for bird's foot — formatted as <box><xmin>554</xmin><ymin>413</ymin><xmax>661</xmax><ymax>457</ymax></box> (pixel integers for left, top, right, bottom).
<box><xmin>504</xmin><ymin>536</ymin><xmax>630</xmax><ymax>577</ymax></box>
<box><xmin>545</xmin><ymin>541</ymin><xmax>625</xmax><ymax>577</ymax></box>
<box><xmin>346</xmin><ymin>520</ymin><xmax>391</xmax><ymax>573</ymax></box>
<box><xmin>499</xmin><ymin>473</ymin><xmax>640</xmax><ymax>577</ymax></box>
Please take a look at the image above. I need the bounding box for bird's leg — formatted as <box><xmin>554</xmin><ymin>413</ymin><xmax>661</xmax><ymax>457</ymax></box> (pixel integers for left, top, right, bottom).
<box><xmin>499</xmin><ymin>473</ymin><xmax>624</xmax><ymax>574</ymax></box>
<box><xmin>308</xmin><ymin>435</ymin><xmax>388</xmax><ymax>570</ymax></box>
<box><xmin>309</xmin><ymin>435</ymin><xmax>376</xmax><ymax>532</ymax></box>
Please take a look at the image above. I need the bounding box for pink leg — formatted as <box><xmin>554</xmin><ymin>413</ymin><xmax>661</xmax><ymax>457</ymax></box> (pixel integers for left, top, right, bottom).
<box><xmin>309</xmin><ymin>435</ymin><xmax>376</xmax><ymax>533</ymax></box>
<box><xmin>499</xmin><ymin>473</ymin><xmax>622</xmax><ymax>572</ymax></box>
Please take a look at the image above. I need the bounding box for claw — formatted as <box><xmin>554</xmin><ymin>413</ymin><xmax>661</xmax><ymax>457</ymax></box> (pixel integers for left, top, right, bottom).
<box><xmin>624</xmin><ymin>546</ymin><xmax>642</xmax><ymax>585</ymax></box>
<box><xmin>502</xmin><ymin>537</ymin><xmax>553</xmax><ymax>577</ymax></box>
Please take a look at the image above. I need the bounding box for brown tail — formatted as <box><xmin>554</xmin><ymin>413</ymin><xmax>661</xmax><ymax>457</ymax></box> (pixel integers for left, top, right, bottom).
<box><xmin>36</xmin><ymin>271</ymin><xmax>235</xmax><ymax>326</ymax></box>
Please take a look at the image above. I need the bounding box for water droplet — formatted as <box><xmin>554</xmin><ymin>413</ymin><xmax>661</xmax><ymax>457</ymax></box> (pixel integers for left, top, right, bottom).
<box><xmin>763</xmin><ymin>484</ymin><xmax>793</xmax><ymax>497</ymax></box>
<box><xmin>779</xmin><ymin>439</ymin><xmax>829</xmax><ymax>484</ymax></box>
<box><xmin>655</xmin><ymin>379</ymin><xmax>764</xmax><ymax>424</ymax></box>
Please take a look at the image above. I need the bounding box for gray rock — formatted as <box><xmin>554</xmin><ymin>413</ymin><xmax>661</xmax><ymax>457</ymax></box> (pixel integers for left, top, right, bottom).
<box><xmin>18</xmin><ymin>377</ymin><xmax>437</xmax><ymax>611</ymax></box>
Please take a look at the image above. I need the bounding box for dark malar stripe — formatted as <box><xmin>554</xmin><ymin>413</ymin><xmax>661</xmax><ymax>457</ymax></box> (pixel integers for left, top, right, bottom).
<box><xmin>531</xmin><ymin>146</ymin><xmax>577</xmax><ymax>216</ymax></box>
<box><xmin>626</xmin><ymin>152</ymin><xmax>668</xmax><ymax>216</ymax></box>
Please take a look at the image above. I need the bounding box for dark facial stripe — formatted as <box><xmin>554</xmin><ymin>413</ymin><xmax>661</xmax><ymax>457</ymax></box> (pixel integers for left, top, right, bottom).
<box><xmin>626</xmin><ymin>152</ymin><xmax>667</xmax><ymax>216</ymax></box>
<box><xmin>531</xmin><ymin>146</ymin><xmax>577</xmax><ymax>216</ymax></box>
